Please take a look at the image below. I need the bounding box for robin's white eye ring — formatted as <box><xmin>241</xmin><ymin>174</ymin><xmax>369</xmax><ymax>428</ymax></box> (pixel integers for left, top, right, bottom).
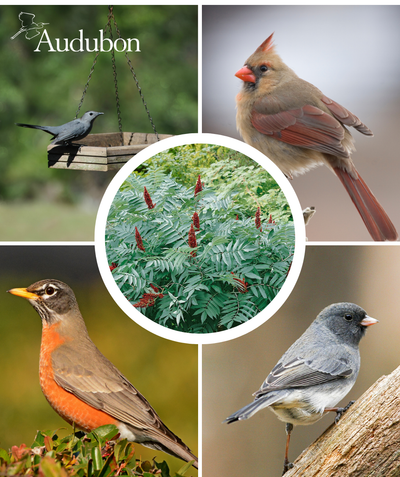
<box><xmin>46</xmin><ymin>286</ymin><xmax>55</xmax><ymax>296</ymax></box>
<box><xmin>344</xmin><ymin>313</ymin><xmax>353</xmax><ymax>321</ymax></box>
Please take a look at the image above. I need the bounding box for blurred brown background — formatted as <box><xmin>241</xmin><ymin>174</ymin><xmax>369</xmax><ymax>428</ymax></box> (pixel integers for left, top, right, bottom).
<box><xmin>203</xmin><ymin>245</ymin><xmax>400</xmax><ymax>476</ymax></box>
<box><xmin>202</xmin><ymin>5</ymin><xmax>400</xmax><ymax>241</ymax></box>
<box><xmin>0</xmin><ymin>245</ymin><xmax>198</xmax><ymax>474</ymax></box>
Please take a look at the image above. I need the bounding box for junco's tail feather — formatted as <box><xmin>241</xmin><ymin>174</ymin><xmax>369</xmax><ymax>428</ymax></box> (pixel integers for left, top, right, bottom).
<box><xmin>225</xmin><ymin>392</ymin><xmax>283</xmax><ymax>423</ymax></box>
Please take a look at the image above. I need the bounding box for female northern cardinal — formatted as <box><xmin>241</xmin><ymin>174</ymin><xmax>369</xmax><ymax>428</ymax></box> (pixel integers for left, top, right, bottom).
<box><xmin>235</xmin><ymin>33</ymin><xmax>398</xmax><ymax>241</ymax></box>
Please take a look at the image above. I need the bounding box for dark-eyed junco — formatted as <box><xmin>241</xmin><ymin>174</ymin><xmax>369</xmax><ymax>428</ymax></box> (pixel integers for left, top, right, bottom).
<box><xmin>224</xmin><ymin>303</ymin><xmax>378</xmax><ymax>475</ymax></box>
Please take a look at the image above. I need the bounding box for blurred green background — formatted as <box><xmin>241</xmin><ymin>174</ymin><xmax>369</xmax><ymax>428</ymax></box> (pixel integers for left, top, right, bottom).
<box><xmin>0</xmin><ymin>246</ymin><xmax>198</xmax><ymax>474</ymax></box>
<box><xmin>0</xmin><ymin>5</ymin><xmax>198</xmax><ymax>240</ymax></box>
<box><xmin>203</xmin><ymin>245</ymin><xmax>400</xmax><ymax>476</ymax></box>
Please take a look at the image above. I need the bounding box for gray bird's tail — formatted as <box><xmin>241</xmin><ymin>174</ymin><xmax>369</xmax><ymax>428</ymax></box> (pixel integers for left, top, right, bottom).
<box><xmin>16</xmin><ymin>123</ymin><xmax>54</xmax><ymax>135</ymax></box>
<box><xmin>224</xmin><ymin>393</ymin><xmax>282</xmax><ymax>423</ymax></box>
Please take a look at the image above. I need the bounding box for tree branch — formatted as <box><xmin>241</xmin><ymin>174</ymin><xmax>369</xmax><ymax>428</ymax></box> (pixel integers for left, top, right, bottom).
<box><xmin>287</xmin><ymin>365</ymin><xmax>400</xmax><ymax>476</ymax></box>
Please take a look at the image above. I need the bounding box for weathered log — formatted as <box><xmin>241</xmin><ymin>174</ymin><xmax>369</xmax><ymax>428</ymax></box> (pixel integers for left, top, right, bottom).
<box><xmin>286</xmin><ymin>365</ymin><xmax>400</xmax><ymax>476</ymax></box>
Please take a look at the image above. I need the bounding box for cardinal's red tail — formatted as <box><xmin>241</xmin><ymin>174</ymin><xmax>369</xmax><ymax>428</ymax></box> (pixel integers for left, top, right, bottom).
<box><xmin>334</xmin><ymin>167</ymin><xmax>398</xmax><ymax>241</ymax></box>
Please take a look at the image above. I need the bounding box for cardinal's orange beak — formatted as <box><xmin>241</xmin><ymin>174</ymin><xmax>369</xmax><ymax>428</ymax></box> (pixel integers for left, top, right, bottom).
<box><xmin>235</xmin><ymin>66</ymin><xmax>256</xmax><ymax>83</ymax></box>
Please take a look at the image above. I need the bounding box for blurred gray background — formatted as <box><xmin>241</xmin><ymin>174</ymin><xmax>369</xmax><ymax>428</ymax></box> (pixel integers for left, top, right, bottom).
<box><xmin>202</xmin><ymin>5</ymin><xmax>400</xmax><ymax>241</ymax></box>
<box><xmin>203</xmin><ymin>245</ymin><xmax>400</xmax><ymax>476</ymax></box>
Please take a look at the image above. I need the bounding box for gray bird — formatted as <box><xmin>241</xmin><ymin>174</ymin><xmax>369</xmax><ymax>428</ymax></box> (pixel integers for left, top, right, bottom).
<box><xmin>224</xmin><ymin>303</ymin><xmax>378</xmax><ymax>475</ymax></box>
<box><xmin>16</xmin><ymin>111</ymin><xmax>104</xmax><ymax>145</ymax></box>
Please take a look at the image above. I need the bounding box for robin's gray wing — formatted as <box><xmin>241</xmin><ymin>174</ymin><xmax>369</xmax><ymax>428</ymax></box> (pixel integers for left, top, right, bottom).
<box><xmin>51</xmin><ymin>342</ymin><xmax>196</xmax><ymax>461</ymax></box>
<box><xmin>254</xmin><ymin>346</ymin><xmax>354</xmax><ymax>398</ymax></box>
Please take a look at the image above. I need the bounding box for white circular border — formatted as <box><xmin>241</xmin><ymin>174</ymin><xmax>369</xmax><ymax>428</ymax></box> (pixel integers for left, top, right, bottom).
<box><xmin>95</xmin><ymin>133</ymin><xmax>306</xmax><ymax>345</ymax></box>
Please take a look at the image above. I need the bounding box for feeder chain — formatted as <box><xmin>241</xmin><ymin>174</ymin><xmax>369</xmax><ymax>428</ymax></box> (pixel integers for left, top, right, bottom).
<box><xmin>111</xmin><ymin>12</ymin><xmax>160</xmax><ymax>141</ymax></box>
<box><xmin>75</xmin><ymin>5</ymin><xmax>159</xmax><ymax>142</ymax></box>
<box><xmin>74</xmin><ymin>16</ymin><xmax>111</xmax><ymax>119</ymax></box>
<box><xmin>108</xmin><ymin>8</ymin><xmax>123</xmax><ymax>142</ymax></box>
<box><xmin>75</xmin><ymin>53</ymin><xmax>101</xmax><ymax>119</ymax></box>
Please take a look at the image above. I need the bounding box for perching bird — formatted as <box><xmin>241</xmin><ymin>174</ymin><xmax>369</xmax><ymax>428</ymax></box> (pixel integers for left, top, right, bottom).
<box><xmin>8</xmin><ymin>279</ymin><xmax>198</xmax><ymax>468</ymax></box>
<box><xmin>303</xmin><ymin>206</ymin><xmax>316</xmax><ymax>226</ymax></box>
<box><xmin>11</xmin><ymin>12</ymin><xmax>49</xmax><ymax>40</ymax></box>
<box><xmin>224</xmin><ymin>302</ymin><xmax>377</xmax><ymax>475</ymax></box>
<box><xmin>235</xmin><ymin>33</ymin><xmax>398</xmax><ymax>242</ymax></box>
<box><xmin>16</xmin><ymin>111</ymin><xmax>104</xmax><ymax>145</ymax></box>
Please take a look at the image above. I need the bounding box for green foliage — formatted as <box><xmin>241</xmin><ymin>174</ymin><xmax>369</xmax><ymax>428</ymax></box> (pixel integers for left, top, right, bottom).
<box><xmin>0</xmin><ymin>425</ymin><xmax>194</xmax><ymax>476</ymax></box>
<box><xmin>106</xmin><ymin>171</ymin><xmax>295</xmax><ymax>333</ymax></box>
<box><xmin>200</xmin><ymin>156</ymin><xmax>292</xmax><ymax>222</ymax></box>
<box><xmin>135</xmin><ymin>144</ymin><xmax>219</xmax><ymax>185</ymax></box>
<box><xmin>136</xmin><ymin>144</ymin><xmax>292</xmax><ymax>222</ymax></box>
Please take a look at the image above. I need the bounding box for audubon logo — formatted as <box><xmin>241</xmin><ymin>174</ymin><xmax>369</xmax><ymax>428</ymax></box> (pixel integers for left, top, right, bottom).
<box><xmin>34</xmin><ymin>29</ymin><xmax>140</xmax><ymax>53</ymax></box>
<box><xmin>11</xmin><ymin>11</ymin><xmax>140</xmax><ymax>53</ymax></box>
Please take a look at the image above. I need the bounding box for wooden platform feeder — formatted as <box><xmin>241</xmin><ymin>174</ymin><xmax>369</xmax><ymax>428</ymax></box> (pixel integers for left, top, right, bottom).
<box><xmin>47</xmin><ymin>132</ymin><xmax>172</xmax><ymax>171</ymax></box>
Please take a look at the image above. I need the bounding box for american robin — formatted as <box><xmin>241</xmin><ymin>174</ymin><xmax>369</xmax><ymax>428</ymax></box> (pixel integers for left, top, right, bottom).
<box><xmin>8</xmin><ymin>279</ymin><xmax>198</xmax><ymax>468</ymax></box>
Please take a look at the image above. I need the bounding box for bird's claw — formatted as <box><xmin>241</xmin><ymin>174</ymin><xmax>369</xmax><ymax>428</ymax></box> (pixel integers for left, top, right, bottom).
<box><xmin>335</xmin><ymin>400</ymin><xmax>355</xmax><ymax>424</ymax></box>
<box><xmin>282</xmin><ymin>459</ymin><xmax>294</xmax><ymax>475</ymax></box>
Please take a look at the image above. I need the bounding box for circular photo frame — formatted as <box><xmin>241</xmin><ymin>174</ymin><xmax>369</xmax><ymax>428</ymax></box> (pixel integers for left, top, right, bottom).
<box><xmin>95</xmin><ymin>133</ymin><xmax>306</xmax><ymax>345</ymax></box>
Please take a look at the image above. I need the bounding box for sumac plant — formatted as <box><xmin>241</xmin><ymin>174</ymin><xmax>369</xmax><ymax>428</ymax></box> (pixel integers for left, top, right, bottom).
<box><xmin>106</xmin><ymin>171</ymin><xmax>295</xmax><ymax>333</ymax></box>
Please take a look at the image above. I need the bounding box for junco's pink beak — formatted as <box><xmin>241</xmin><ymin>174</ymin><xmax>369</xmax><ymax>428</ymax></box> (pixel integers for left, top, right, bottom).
<box><xmin>360</xmin><ymin>315</ymin><xmax>378</xmax><ymax>327</ymax></box>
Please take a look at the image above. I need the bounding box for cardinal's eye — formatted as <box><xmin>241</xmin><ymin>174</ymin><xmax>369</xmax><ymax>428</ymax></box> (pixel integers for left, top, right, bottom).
<box><xmin>344</xmin><ymin>313</ymin><xmax>353</xmax><ymax>321</ymax></box>
<box><xmin>260</xmin><ymin>65</ymin><xmax>269</xmax><ymax>72</ymax></box>
<box><xmin>46</xmin><ymin>286</ymin><xmax>55</xmax><ymax>296</ymax></box>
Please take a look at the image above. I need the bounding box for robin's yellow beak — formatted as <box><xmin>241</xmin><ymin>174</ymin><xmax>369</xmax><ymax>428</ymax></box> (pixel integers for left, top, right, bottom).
<box><xmin>7</xmin><ymin>287</ymin><xmax>39</xmax><ymax>300</ymax></box>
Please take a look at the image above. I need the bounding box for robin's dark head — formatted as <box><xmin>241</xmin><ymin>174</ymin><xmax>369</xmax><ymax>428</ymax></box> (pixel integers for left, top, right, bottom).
<box><xmin>316</xmin><ymin>302</ymin><xmax>378</xmax><ymax>346</ymax></box>
<box><xmin>8</xmin><ymin>279</ymin><xmax>80</xmax><ymax>325</ymax></box>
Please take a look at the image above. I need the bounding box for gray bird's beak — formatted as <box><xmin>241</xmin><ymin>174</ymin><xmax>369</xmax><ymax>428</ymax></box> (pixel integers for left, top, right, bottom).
<box><xmin>360</xmin><ymin>315</ymin><xmax>379</xmax><ymax>327</ymax></box>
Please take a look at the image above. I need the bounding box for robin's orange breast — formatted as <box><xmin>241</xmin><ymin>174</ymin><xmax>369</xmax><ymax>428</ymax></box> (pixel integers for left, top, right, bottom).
<box><xmin>39</xmin><ymin>322</ymin><xmax>117</xmax><ymax>432</ymax></box>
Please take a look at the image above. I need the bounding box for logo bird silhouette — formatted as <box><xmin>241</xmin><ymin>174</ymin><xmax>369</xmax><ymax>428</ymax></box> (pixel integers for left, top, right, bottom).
<box><xmin>11</xmin><ymin>12</ymin><xmax>49</xmax><ymax>40</ymax></box>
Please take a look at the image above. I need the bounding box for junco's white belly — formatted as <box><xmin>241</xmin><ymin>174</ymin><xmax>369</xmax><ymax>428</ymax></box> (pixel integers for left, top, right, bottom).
<box><xmin>269</xmin><ymin>379</ymin><xmax>355</xmax><ymax>426</ymax></box>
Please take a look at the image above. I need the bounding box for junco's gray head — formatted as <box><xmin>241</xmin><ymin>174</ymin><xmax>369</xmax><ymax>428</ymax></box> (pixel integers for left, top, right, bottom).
<box><xmin>314</xmin><ymin>302</ymin><xmax>378</xmax><ymax>347</ymax></box>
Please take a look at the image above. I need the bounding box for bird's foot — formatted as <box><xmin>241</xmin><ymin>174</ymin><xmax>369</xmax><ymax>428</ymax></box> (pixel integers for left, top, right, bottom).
<box><xmin>282</xmin><ymin>458</ymin><xmax>294</xmax><ymax>475</ymax></box>
<box><xmin>335</xmin><ymin>400</ymin><xmax>355</xmax><ymax>424</ymax></box>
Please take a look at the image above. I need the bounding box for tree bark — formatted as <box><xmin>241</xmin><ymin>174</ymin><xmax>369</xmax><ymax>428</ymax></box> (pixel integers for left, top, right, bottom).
<box><xmin>286</xmin><ymin>365</ymin><xmax>400</xmax><ymax>477</ymax></box>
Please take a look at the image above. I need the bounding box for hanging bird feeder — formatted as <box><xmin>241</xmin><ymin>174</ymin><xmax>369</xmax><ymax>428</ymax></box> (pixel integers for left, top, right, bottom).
<box><xmin>48</xmin><ymin>6</ymin><xmax>171</xmax><ymax>171</ymax></box>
